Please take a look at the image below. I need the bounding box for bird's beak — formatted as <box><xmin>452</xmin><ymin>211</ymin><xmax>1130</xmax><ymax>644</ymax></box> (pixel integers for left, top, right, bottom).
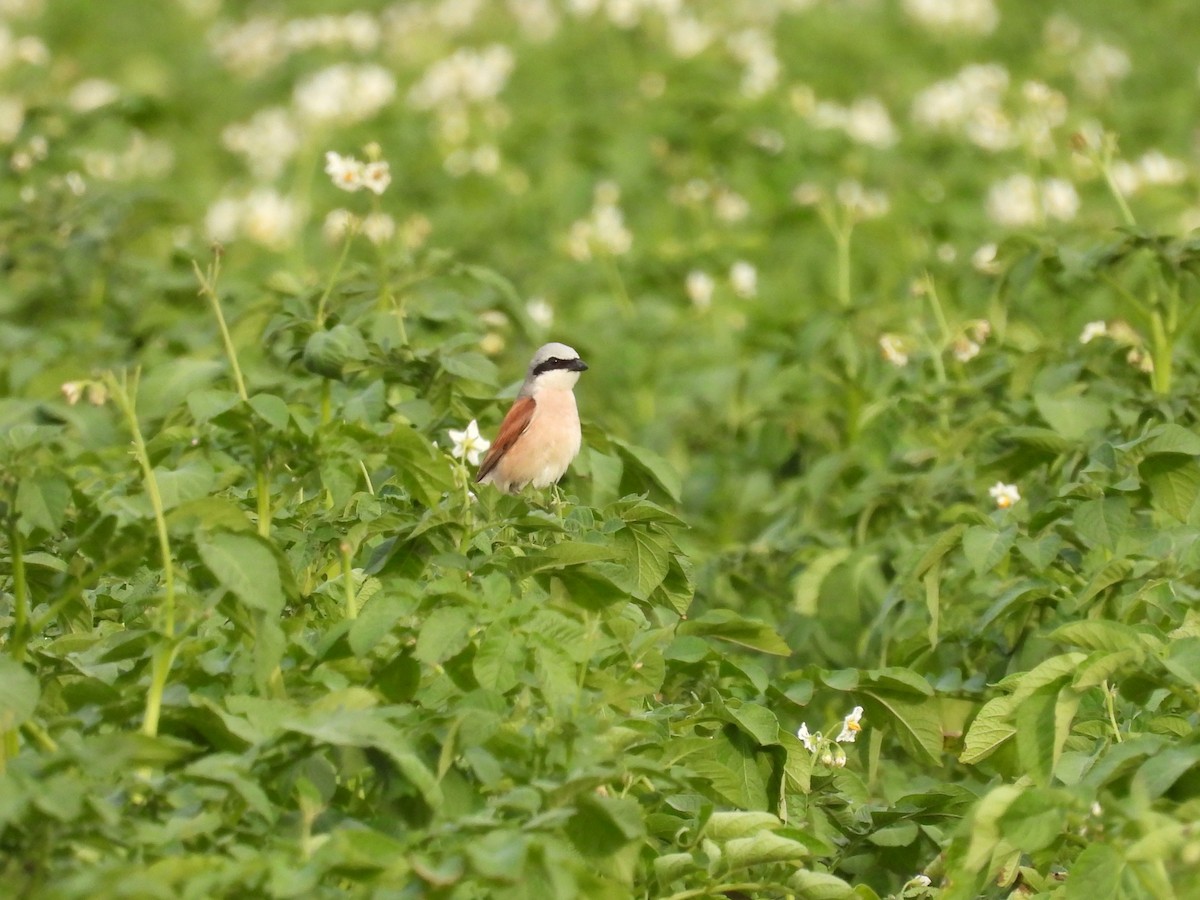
<box><xmin>568</xmin><ymin>358</ymin><xmax>588</xmax><ymax>372</ymax></box>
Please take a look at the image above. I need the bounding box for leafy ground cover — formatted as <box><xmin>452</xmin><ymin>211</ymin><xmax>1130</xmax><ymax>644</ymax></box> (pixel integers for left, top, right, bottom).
<box><xmin>4</xmin><ymin>0</ymin><xmax>1200</xmax><ymax>896</ymax></box>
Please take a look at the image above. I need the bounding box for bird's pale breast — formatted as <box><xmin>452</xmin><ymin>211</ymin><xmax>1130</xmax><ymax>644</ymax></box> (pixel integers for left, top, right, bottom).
<box><xmin>494</xmin><ymin>388</ymin><xmax>580</xmax><ymax>490</ymax></box>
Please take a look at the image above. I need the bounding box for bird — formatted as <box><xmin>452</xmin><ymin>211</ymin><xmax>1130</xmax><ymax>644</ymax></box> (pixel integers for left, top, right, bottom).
<box><xmin>475</xmin><ymin>342</ymin><xmax>588</xmax><ymax>493</ymax></box>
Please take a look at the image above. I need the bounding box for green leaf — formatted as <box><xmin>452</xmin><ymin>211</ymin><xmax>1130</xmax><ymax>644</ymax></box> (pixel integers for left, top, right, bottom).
<box><xmin>1016</xmin><ymin>533</ymin><xmax>1062</xmax><ymax>571</ymax></box>
<box><xmin>704</xmin><ymin>811</ymin><xmax>783</xmax><ymax>841</ymax></box>
<box><xmin>514</xmin><ymin>540</ymin><xmax>623</xmax><ymax>577</ymax></box>
<box><xmin>1135</xmin><ymin>746</ymin><xmax>1200</xmax><ymax>800</ymax></box>
<box><xmin>153</xmin><ymin>462</ymin><xmax>216</xmax><ymax>511</ymax></box>
<box><xmin>724</xmin><ymin>831</ymin><xmax>810</xmax><ymax>868</ymax></box>
<box><xmin>195</xmin><ymin>530</ymin><xmax>286</xmax><ymax>615</ymax></box>
<box><xmin>997</xmin><ymin>789</ymin><xmax>1067</xmax><ymax>852</ymax></box>
<box><xmin>859</xmin><ymin>692</ymin><xmax>942</xmax><ymax>766</ymax></box>
<box><xmin>793</xmin><ymin>547</ymin><xmax>852</xmax><ymax>615</ymax></box>
<box><xmin>566</xmin><ymin>794</ymin><xmax>645</xmax><ymax>857</ymax></box>
<box><xmin>1140</xmin><ymin>454</ymin><xmax>1200</xmax><ymax>522</ymax></box>
<box><xmin>1015</xmin><ymin>685</ymin><xmax>1077</xmax><ymax>786</ymax></box>
<box><xmin>283</xmin><ymin>708</ymin><xmax>441</xmax><ymax>808</ymax></box>
<box><xmin>186</xmin><ymin>388</ymin><xmax>241</xmax><ymax>423</ymax></box>
<box><xmin>1063</xmin><ymin>843</ymin><xmax>1123</xmax><ymax>900</ymax></box>
<box><xmin>962</xmin><ymin>524</ymin><xmax>1016</xmax><ymax>576</ymax></box>
<box><xmin>388</xmin><ymin>423</ymin><xmax>455</xmax><ymax>507</ymax></box>
<box><xmin>613</xmin><ymin>526</ymin><xmax>671</xmax><ymax>600</ymax></box>
<box><xmin>1073</xmin><ymin>497</ymin><xmax>1131</xmax><ymax>549</ymax></box>
<box><xmin>138</xmin><ymin>359</ymin><xmax>223</xmax><ymax>419</ymax></box>
<box><xmin>910</xmin><ymin>523</ymin><xmax>967</xmax><ymax>580</ymax></box>
<box><xmin>678</xmin><ymin>610</ymin><xmax>790</xmax><ymax>656</ymax></box>
<box><xmin>862</xmin><ymin>667</ymin><xmax>934</xmax><ymax>697</ymax></box>
<box><xmin>1142</xmin><ymin>423</ymin><xmax>1200</xmax><ymax>456</ymax></box>
<box><xmin>1049</xmin><ymin>619</ymin><xmax>1143</xmax><ymax>653</ymax></box>
<box><xmin>465</xmin><ymin>829</ymin><xmax>528</xmax><ymax>879</ymax></box>
<box><xmin>788</xmin><ymin>870</ymin><xmax>856</xmax><ymax>900</ymax></box>
<box><xmin>414</xmin><ymin>607</ymin><xmax>472</xmax><ymax>664</ymax></box>
<box><xmin>0</xmin><ymin>658</ymin><xmax>38</xmax><ymax>729</ymax></box>
<box><xmin>249</xmin><ymin>393</ymin><xmax>290</xmax><ymax>430</ymax></box>
<box><xmin>16</xmin><ymin>475</ymin><xmax>71</xmax><ymax>534</ymax></box>
<box><xmin>349</xmin><ymin>593</ymin><xmax>407</xmax><ymax>657</ymax></box>
<box><xmin>441</xmin><ymin>351</ymin><xmax>498</xmax><ymax>384</ymax></box>
<box><xmin>726</xmin><ymin>702</ymin><xmax>782</xmax><ymax>746</ymax></box>
<box><xmin>688</xmin><ymin>726</ymin><xmax>769</xmax><ymax>809</ymax></box>
<box><xmin>473</xmin><ymin>625</ymin><xmax>525</xmax><ymax>693</ymax></box>
<box><xmin>610</xmin><ymin>436</ymin><xmax>681</xmax><ymax>502</ymax></box>
<box><xmin>1072</xmin><ymin>649</ymin><xmax>1144</xmax><ymax>690</ymax></box>
<box><xmin>1034</xmin><ymin>392</ymin><xmax>1109</xmax><ymax>441</ymax></box>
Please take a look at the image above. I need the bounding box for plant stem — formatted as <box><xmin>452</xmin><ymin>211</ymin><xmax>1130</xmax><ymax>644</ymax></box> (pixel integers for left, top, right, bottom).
<box><xmin>835</xmin><ymin>224</ymin><xmax>853</xmax><ymax>308</ymax></box>
<box><xmin>1103</xmin><ymin>680</ymin><xmax>1123</xmax><ymax>743</ymax></box>
<box><xmin>316</xmin><ymin>233</ymin><xmax>354</xmax><ymax>329</ymax></box>
<box><xmin>104</xmin><ymin>370</ymin><xmax>178</xmax><ymax>737</ymax></box>
<box><xmin>1100</xmin><ymin>163</ymin><xmax>1137</xmax><ymax>229</ymax></box>
<box><xmin>195</xmin><ymin>257</ymin><xmax>274</xmax><ymax>536</ymax></box>
<box><xmin>1149</xmin><ymin>307</ymin><xmax>1172</xmax><ymax>395</ymax></box>
<box><xmin>256</xmin><ymin>461</ymin><xmax>272</xmax><ymax>538</ymax></box>
<box><xmin>193</xmin><ymin>258</ymin><xmax>249</xmax><ymax>402</ymax></box>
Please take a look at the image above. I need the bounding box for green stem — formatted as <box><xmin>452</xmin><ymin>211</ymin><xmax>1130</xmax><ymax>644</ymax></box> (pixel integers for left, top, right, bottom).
<box><xmin>256</xmin><ymin>461</ymin><xmax>271</xmax><ymax>538</ymax></box>
<box><xmin>193</xmin><ymin>259</ymin><xmax>248</xmax><ymax>402</ymax></box>
<box><xmin>105</xmin><ymin>370</ymin><xmax>178</xmax><ymax>737</ymax></box>
<box><xmin>924</xmin><ymin>275</ymin><xmax>954</xmax><ymax>346</ymax></box>
<box><xmin>835</xmin><ymin>225</ymin><xmax>853</xmax><ymax>308</ymax></box>
<box><xmin>141</xmin><ymin>644</ymin><xmax>178</xmax><ymax>737</ymax></box>
<box><xmin>1100</xmin><ymin>162</ymin><xmax>1137</xmax><ymax>228</ymax></box>
<box><xmin>1103</xmin><ymin>680</ymin><xmax>1123</xmax><ymax>744</ymax></box>
<box><xmin>1149</xmin><ymin>308</ymin><xmax>1172</xmax><ymax>395</ymax></box>
<box><xmin>8</xmin><ymin>514</ymin><xmax>27</xmax><ymax>663</ymax></box>
<box><xmin>316</xmin><ymin>233</ymin><xmax>354</xmax><ymax>329</ymax></box>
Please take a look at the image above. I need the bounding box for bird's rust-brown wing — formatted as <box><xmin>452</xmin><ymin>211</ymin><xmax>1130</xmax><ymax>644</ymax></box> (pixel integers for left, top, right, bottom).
<box><xmin>475</xmin><ymin>395</ymin><xmax>536</xmax><ymax>483</ymax></box>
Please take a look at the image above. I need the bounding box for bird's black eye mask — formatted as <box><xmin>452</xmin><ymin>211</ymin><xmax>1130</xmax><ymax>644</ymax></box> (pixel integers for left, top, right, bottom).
<box><xmin>532</xmin><ymin>357</ymin><xmax>588</xmax><ymax>377</ymax></box>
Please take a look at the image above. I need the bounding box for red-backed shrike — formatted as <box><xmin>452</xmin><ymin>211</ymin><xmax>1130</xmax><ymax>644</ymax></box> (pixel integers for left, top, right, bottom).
<box><xmin>476</xmin><ymin>342</ymin><xmax>588</xmax><ymax>493</ymax></box>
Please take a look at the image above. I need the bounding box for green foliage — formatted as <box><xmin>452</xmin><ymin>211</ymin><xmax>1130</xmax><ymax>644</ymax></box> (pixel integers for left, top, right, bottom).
<box><xmin>4</xmin><ymin>0</ymin><xmax>1200</xmax><ymax>897</ymax></box>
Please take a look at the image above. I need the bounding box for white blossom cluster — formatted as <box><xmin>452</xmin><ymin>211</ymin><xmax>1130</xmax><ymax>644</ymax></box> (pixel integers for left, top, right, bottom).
<box><xmin>566</xmin><ymin>181</ymin><xmax>634</xmax><ymax>260</ymax></box>
<box><xmin>209</xmin><ymin>13</ymin><xmax>381</xmax><ymax>76</ymax></box>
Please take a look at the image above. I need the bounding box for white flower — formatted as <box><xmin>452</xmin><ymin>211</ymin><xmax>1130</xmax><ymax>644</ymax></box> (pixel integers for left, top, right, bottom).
<box><xmin>323</xmin><ymin>208</ymin><xmax>359</xmax><ymax>243</ymax></box>
<box><xmin>361</xmin><ymin>160</ymin><xmax>391</xmax><ymax>195</ymax></box>
<box><xmin>295</xmin><ymin>64</ymin><xmax>395</xmax><ymax>125</ymax></box>
<box><xmin>986</xmin><ymin>173</ymin><xmax>1039</xmax><ymax>227</ymax></box>
<box><xmin>526</xmin><ymin>297</ymin><xmax>554</xmax><ymax>328</ymax></box>
<box><xmin>953</xmin><ymin>337</ymin><xmax>981</xmax><ymax>362</ymax></box>
<box><xmin>972</xmin><ymin>242</ymin><xmax>1000</xmax><ymax>274</ymax></box>
<box><xmin>797</xmin><ymin>723</ymin><xmax>818</xmax><ymax>752</ymax></box>
<box><xmin>836</xmin><ymin>706</ymin><xmax>864</xmax><ymax>743</ymax></box>
<box><xmin>222</xmin><ymin>107</ymin><xmax>301</xmax><ymax>180</ymax></box>
<box><xmin>911</xmin><ymin>874</ymin><xmax>933</xmax><ymax>887</ymax></box>
<box><xmin>361</xmin><ymin>212</ymin><xmax>395</xmax><ymax>245</ymax></box>
<box><xmin>989</xmin><ymin>481</ymin><xmax>1021</xmax><ymax>509</ymax></box>
<box><xmin>686</xmin><ymin>270</ymin><xmax>715</xmax><ymax>310</ymax></box>
<box><xmin>729</xmin><ymin>261</ymin><xmax>758</xmax><ymax>298</ymax></box>
<box><xmin>1079</xmin><ymin>320</ymin><xmax>1108</xmax><ymax>344</ymax></box>
<box><xmin>903</xmin><ymin>0</ymin><xmax>998</xmax><ymax>35</ymax></box>
<box><xmin>325</xmin><ymin>151</ymin><xmax>364</xmax><ymax>191</ymax></box>
<box><xmin>61</xmin><ymin>381</ymin><xmax>84</xmax><ymax>405</ymax></box>
<box><xmin>1042</xmin><ymin>177</ymin><xmax>1080</xmax><ymax>222</ymax></box>
<box><xmin>449</xmin><ymin>420</ymin><xmax>491</xmax><ymax>466</ymax></box>
<box><xmin>67</xmin><ymin>78</ymin><xmax>119</xmax><ymax>112</ymax></box>
<box><xmin>879</xmin><ymin>334</ymin><xmax>909</xmax><ymax>367</ymax></box>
